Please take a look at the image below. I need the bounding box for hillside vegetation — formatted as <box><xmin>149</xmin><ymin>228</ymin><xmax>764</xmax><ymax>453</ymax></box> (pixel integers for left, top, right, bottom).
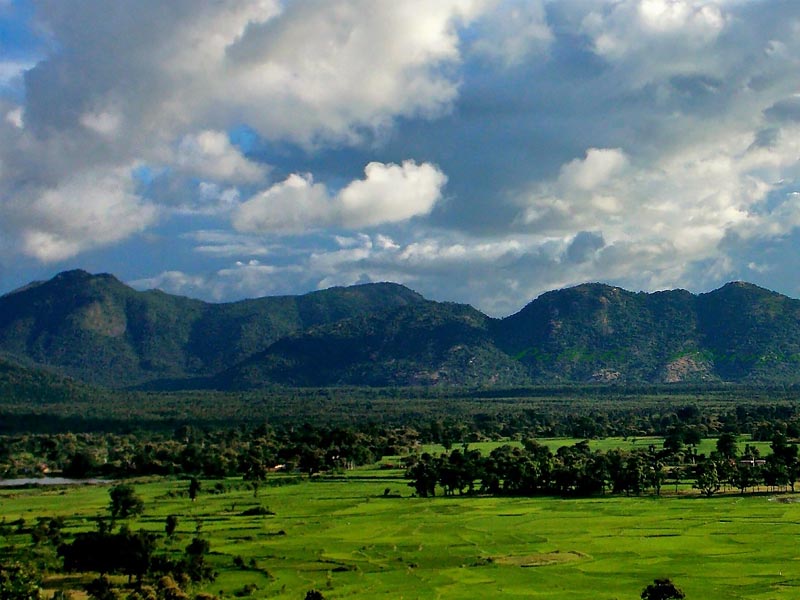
<box><xmin>2</xmin><ymin>271</ymin><xmax>800</xmax><ymax>389</ymax></box>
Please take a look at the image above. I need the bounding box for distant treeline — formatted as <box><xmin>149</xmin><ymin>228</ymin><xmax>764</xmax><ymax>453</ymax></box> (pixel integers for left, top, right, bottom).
<box><xmin>405</xmin><ymin>434</ymin><xmax>797</xmax><ymax>499</ymax></box>
<box><xmin>3</xmin><ymin>384</ymin><xmax>800</xmax><ymax>436</ymax></box>
<box><xmin>3</xmin><ymin>390</ymin><xmax>800</xmax><ymax>481</ymax></box>
<box><xmin>0</xmin><ymin>423</ymin><xmax>414</xmax><ymax>480</ymax></box>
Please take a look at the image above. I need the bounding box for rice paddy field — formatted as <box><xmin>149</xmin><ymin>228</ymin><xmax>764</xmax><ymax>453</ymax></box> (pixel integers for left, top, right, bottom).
<box><xmin>2</xmin><ymin>461</ymin><xmax>800</xmax><ymax>600</ymax></box>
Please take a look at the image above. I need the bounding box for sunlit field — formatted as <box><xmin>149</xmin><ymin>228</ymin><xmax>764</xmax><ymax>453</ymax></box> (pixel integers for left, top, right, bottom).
<box><xmin>3</xmin><ymin>467</ymin><xmax>800</xmax><ymax>600</ymax></box>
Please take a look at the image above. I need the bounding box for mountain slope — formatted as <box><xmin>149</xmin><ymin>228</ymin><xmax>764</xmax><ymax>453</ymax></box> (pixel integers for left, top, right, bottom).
<box><xmin>3</xmin><ymin>271</ymin><xmax>800</xmax><ymax>388</ymax></box>
<box><xmin>493</xmin><ymin>284</ymin><xmax>706</xmax><ymax>382</ymax></box>
<box><xmin>215</xmin><ymin>302</ymin><xmax>530</xmax><ymax>388</ymax></box>
<box><xmin>0</xmin><ymin>270</ymin><xmax>424</xmax><ymax>387</ymax></box>
<box><xmin>696</xmin><ymin>282</ymin><xmax>800</xmax><ymax>382</ymax></box>
<box><xmin>0</xmin><ymin>356</ymin><xmax>96</xmax><ymax>405</ymax></box>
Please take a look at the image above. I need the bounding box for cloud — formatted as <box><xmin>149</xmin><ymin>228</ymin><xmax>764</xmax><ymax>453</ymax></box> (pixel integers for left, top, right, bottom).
<box><xmin>135</xmin><ymin>232</ymin><xmax>563</xmax><ymax>315</ymax></box>
<box><xmin>469</xmin><ymin>0</ymin><xmax>552</xmax><ymax>66</ymax></box>
<box><xmin>558</xmin><ymin>148</ymin><xmax>629</xmax><ymax>191</ymax></box>
<box><xmin>515</xmin><ymin>115</ymin><xmax>800</xmax><ymax>291</ymax></box>
<box><xmin>4</xmin><ymin>167</ymin><xmax>158</xmax><ymax>262</ymax></box>
<box><xmin>0</xmin><ymin>59</ymin><xmax>35</xmax><ymax>88</ymax></box>
<box><xmin>223</xmin><ymin>0</ymin><xmax>487</xmax><ymax>144</ymax></box>
<box><xmin>0</xmin><ymin>0</ymin><xmax>482</xmax><ymax>263</ymax></box>
<box><xmin>232</xmin><ymin>173</ymin><xmax>330</xmax><ymax>235</ymax></box>
<box><xmin>4</xmin><ymin>106</ymin><xmax>22</xmax><ymax>128</ymax></box>
<box><xmin>5</xmin><ymin>0</ymin><xmax>800</xmax><ymax>315</ymax></box>
<box><xmin>580</xmin><ymin>0</ymin><xmax>728</xmax><ymax>79</ymax></box>
<box><xmin>184</xmin><ymin>230</ymin><xmax>276</xmax><ymax>257</ymax></box>
<box><xmin>764</xmin><ymin>96</ymin><xmax>800</xmax><ymax>123</ymax></box>
<box><xmin>79</xmin><ymin>109</ymin><xmax>123</xmax><ymax>137</ymax></box>
<box><xmin>22</xmin><ymin>0</ymin><xmax>485</xmax><ymax>148</ymax></box>
<box><xmin>176</xmin><ymin>130</ymin><xmax>267</xmax><ymax>183</ymax></box>
<box><xmin>565</xmin><ymin>231</ymin><xmax>605</xmax><ymax>263</ymax></box>
<box><xmin>337</xmin><ymin>161</ymin><xmax>448</xmax><ymax>227</ymax></box>
<box><xmin>132</xmin><ymin>260</ymin><xmax>301</xmax><ymax>301</ymax></box>
<box><xmin>232</xmin><ymin>160</ymin><xmax>447</xmax><ymax>233</ymax></box>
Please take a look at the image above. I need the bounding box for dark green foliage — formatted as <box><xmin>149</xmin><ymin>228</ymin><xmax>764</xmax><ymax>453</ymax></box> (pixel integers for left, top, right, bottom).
<box><xmin>165</xmin><ymin>515</ymin><xmax>179</xmax><ymax>537</ymax></box>
<box><xmin>31</xmin><ymin>516</ymin><xmax>64</xmax><ymax>546</ymax></box>
<box><xmin>216</xmin><ymin>302</ymin><xmax>530</xmax><ymax>388</ymax></box>
<box><xmin>59</xmin><ymin>527</ymin><xmax>156</xmax><ymax>581</ymax></box>
<box><xmin>0</xmin><ymin>357</ymin><xmax>95</xmax><ymax>408</ymax></box>
<box><xmin>640</xmin><ymin>578</ymin><xmax>685</xmax><ymax>599</ymax></box>
<box><xmin>693</xmin><ymin>460</ymin><xmax>721</xmax><ymax>497</ymax></box>
<box><xmin>184</xmin><ymin>537</ymin><xmax>215</xmax><ymax>582</ymax></box>
<box><xmin>304</xmin><ymin>591</ymin><xmax>325</xmax><ymax>600</ymax></box>
<box><xmin>233</xmin><ymin>583</ymin><xmax>258</xmax><ymax>597</ymax></box>
<box><xmin>85</xmin><ymin>576</ymin><xmax>117</xmax><ymax>600</ymax></box>
<box><xmin>0</xmin><ymin>562</ymin><xmax>41</xmax><ymax>600</ymax></box>
<box><xmin>716</xmin><ymin>433</ymin><xmax>738</xmax><ymax>459</ymax></box>
<box><xmin>109</xmin><ymin>484</ymin><xmax>145</xmax><ymax>519</ymax></box>
<box><xmin>188</xmin><ymin>477</ymin><xmax>200</xmax><ymax>501</ymax></box>
<box><xmin>63</xmin><ymin>449</ymin><xmax>97</xmax><ymax>477</ymax></box>
<box><xmin>0</xmin><ymin>270</ymin><xmax>424</xmax><ymax>388</ymax></box>
<box><xmin>696</xmin><ymin>282</ymin><xmax>800</xmax><ymax>382</ymax></box>
<box><xmin>155</xmin><ymin>576</ymin><xmax>188</xmax><ymax>600</ymax></box>
<box><xmin>238</xmin><ymin>507</ymin><xmax>275</xmax><ymax>517</ymax></box>
<box><xmin>5</xmin><ymin>271</ymin><xmax>800</xmax><ymax>390</ymax></box>
<box><xmin>406</xmin><ymin>441</ymin><xmax>672</xmax><ymax>499</ymax></box>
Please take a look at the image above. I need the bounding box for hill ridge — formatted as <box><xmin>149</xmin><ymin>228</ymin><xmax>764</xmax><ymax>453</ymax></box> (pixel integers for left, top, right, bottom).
<box><xmin>1</xmin><ymin>270</ymin><xmax>799</xmax><ymax>388</ymax></box>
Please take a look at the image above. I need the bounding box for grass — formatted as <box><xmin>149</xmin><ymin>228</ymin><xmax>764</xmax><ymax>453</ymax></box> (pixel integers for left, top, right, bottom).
<box><xmin>2</xmin><ymin>471</ymin><xmax>800</xmax><ymax>600</ymax></box>
<box><xmin>415</xmin><ymin>435</ymin><xmax>774</xmax><ymax>458</ymax></box>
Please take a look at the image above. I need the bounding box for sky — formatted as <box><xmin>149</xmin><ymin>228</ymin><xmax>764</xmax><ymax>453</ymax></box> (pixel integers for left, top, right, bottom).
<box><xmin>1</xmin><ymin>0</ymin><xmax>800</xmax><ymax>316</ymax></box>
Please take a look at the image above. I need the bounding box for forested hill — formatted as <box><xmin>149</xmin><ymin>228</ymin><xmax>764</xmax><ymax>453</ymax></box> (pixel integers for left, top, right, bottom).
<box><xmin>0</xmin><ymin>269</ymin><xmax>424</xmax><ymax>387</ymax></box>
<box><xmin>2</xmin><ymin>271</ymin><xmax>800</xmax><ymax>389</ymax></box>
<box><xmin>494</xmin><ymin>281</ymin><xmax>800</xmax><ymax>384</ymax></box>
<box><xmin>0</xmin><ymin>357</ymin><xmax>95</xmax><ymax>405</ymax></box>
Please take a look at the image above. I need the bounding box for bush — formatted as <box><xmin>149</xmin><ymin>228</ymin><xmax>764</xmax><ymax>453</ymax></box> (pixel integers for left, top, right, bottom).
<box><xmin>238</xmin><ymin>507</ymin><xmax>275</xmax><ymax>517</ymax></box>
<box><xmin>233</xmin><ymin>584</ymin><xmax>258</xmax><ymax>597</ymax></box>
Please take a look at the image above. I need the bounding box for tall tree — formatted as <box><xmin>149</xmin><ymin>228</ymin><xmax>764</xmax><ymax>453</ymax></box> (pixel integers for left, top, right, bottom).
<box><xmin>109</xmin><ymin>484</ymin><xmax>144</xmax><ymax>519</ymax></box>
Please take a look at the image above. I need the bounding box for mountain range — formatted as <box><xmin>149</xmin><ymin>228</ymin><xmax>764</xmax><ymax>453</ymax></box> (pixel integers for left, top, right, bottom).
<box><xmin>2</xmin><ymin>269</ymin><xmax>800</xmax><ymax>389</ymax></box>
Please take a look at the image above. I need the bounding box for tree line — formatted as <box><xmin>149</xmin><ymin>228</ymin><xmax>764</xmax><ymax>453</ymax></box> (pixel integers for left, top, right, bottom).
<box><xmin>3</xmin><ymin>399</ymin><xmax>800</xmax><ymax>485</ymax></box>
<box><xmin>405</xmin><ymin>432</ymin><xmax>799</xmax><ymax>498</ymax></box>
<box><xmin>0</xmin><ymin>423</ymin><xmax>415</xmax><ymax>480</ymax></box>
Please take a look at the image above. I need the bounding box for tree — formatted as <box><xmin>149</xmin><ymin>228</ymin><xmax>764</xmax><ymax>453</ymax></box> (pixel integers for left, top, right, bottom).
<box><xmin>0</xmin><ymin>562</ymin><xmax>41</xmax><ymax>600</ymax></box>
<box><xmin>118</xmin><ymin>528</ymin><xmax>156</xmax><ymax>583</ymax></box>
<box><xmin>242</xmin><ymin>460</ymin><xmax>268</xmax><ymax>498</ymax></box>
<box><xmin>58</xmin><ymin>527</ymin><xmax>155</xmax><ymax>582</ymax></box>
<box><xmin>640</xmin><ymin>578</ymin><xmax>685</xmax><ymax>600</ymax></box>
<box><xmin>693</xmin><ymin>460</ymin><xmax>721</xmax><ymax>497</ymax></box>
<box><xmin>85</xmin><ymin>576</ymin><xmax>117</xmax><ymax>600</ymax></box>
<box><xmin>165</xmin><ymin>515</ymin><xmax>179</xmax><ymax>537</ymax></box>
<box><xmin>109</xmin><ymin>484</ymin><xmax>144</xmax><ymax>519</ymax></box>
<box><xmin>188</xmin><ymin>477</ymin><xmax>201</xmax><ymax>502</ymax></box>
<box><xmin>156</xmin><ymin>576</ymin><xmax>188</xmax><ymax>600</ymax></box>
<box><xmin>184</xmin><ymin>537</ymin><xmax>215</xmax><ymax>582</ymax></box>
<box><xmin>716</xmin><ymin>433</ymin><xmax>738</xmax><ymax>459</ymax></box>
<box><xmin>304</xmin><ymin>591</ymin><xmax>325</xmax><ymax>600</ymax></box>
<box><xmin>405</xmin><ymin>453</ymin><xmax>439</xmax><ymax>497</ymax></box>
<box><xmin>64</xmin><ymin>450</ymin><xmax>96</xmax><ymax>478</ymax></box>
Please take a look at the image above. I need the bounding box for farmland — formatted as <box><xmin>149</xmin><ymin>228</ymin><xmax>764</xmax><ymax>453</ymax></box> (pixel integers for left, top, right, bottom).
<box><xmin>3</xmin><ymin>462</ymin><xmax>800</xmax><ymax>600</ymax></box>
<box><xmin>3</xmin><ymin>387</ymin><xmax>800</xmax><ymax>599</ymax></box>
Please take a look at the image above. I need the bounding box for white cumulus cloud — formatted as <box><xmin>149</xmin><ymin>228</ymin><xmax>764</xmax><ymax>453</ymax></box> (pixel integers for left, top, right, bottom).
<box><xmin>0</xmin><ymin>0</ymin><xmax>484</xmax><ymax>263</ymax></box>
<box><xmin>6</xmin><ymin>167</ymin><xmax>158</xmax><ymax>262</ymax></box>
<box><xmin>233</xmin><ymin>160</ymin><xmax>447</xmax><ymax>234</ymax></box>
<box><xmin>176</xmin><ymin>130</ymin><xmax>267</xmax><ymax>183</ymax></box>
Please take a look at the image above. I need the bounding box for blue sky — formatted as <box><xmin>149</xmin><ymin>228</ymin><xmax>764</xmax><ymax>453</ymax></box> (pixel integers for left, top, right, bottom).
<box><xmin>1</xmin><ymin>0</ymin><xmax>800</xmax><ymax>315</ymax></box>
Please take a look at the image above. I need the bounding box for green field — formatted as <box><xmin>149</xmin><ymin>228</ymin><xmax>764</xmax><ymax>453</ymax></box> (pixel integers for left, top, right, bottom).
<box><xmin>414</xmin><ymin>436</ymin><xmax>775</xmax><ymax>458</ymax></box>
<box><xmin>3</xmin><ymin>473</ymin><xmax>800</xmax><ymax>600</ymax></box>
